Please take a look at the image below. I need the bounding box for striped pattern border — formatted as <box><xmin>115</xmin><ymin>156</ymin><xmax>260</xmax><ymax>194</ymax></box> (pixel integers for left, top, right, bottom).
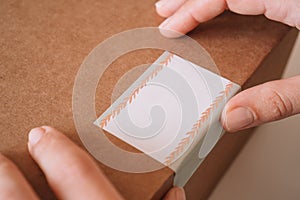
<box><xmin>99</xmin><ymin>53</ymin><xmax>174</xmax><ymax>128</ymax></box>
<box><xmin>164</xmin><ymin>82</ymin><xmax>234</xmax><ymax>166</ymax></box>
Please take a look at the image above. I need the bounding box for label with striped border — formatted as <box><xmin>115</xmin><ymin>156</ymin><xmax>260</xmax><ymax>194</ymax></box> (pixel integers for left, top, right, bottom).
<box><xmin>94</xmin><ymin>52</ymin><xmax>240</xmax><ymax>185</ymax></box>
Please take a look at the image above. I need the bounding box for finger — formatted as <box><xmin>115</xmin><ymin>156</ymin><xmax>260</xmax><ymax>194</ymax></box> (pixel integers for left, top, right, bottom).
<box><xmin>159</xmin><ymin>0</ymin><xmax>228</xmax><ymax>37</ymax></box>
<box><xmin>221</xmin><ymin>76</ymin><xmax>300</xmax><ymax>132</ymax></box>
<box><xmin>228</xmin><ymin>0</ymin><xmax>300</xmax><ymax>28</ymax></box>
<box><xmin>0</xmin><ymin>153</ymin><xmax>39</xmax><ymax>200</ymax></box>
<box><xmin>28</xmin><ymin>126</ymin><xmax>123</xmax><ymax>200</ymax></box>
<box><xmin>158</xmin><ymin>0</ymin><xmax>300</xmax><ymax>37</ymax></box>
<box><xmin>163</xmin><ymin>187</ymin><xmax>186</xmax><ymax>200</ymax></box>
<box><xmin>155</xmin><ymin>0</ymin><xmax>187</xmax><ymax>18</ymax></box>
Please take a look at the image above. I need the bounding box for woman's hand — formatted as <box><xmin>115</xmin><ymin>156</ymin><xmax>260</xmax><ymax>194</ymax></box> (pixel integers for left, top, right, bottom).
<box><xmin>156</xmin><ymin>0</ymin><xmax>300</xmax><ymax>35</ymax></box>
<box><xmin>0</xmin><ymin>126</ymin><xmax>123</xmax><ymax>200</ymax></box>
<box><xmin>0</xmin><ymin>126</ymin><xmax>185</xmax><ymax>200</ymax></box>
<box><xmin>156</xmin><ymin>0</ymin><xmax>300</xmax><ymax>132</ymax></box>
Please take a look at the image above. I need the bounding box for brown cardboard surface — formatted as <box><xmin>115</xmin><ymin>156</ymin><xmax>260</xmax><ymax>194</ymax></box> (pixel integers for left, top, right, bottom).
<box><xmin>0</xmin><ymin>0</ymin><xmax>298</xmax><ymax>199</ymax></box>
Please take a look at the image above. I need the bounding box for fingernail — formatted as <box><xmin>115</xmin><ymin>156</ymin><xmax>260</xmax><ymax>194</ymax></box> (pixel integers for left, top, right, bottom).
<box><xmin>223</xmin><ymin>107</ymin><xmax>254</xmax><ymax>132</ymax></box>
<box><xmin>155</xmin><ymin>0</ymin><xmax>165</xmax><ymax>8</ymax></box>
<box><xmin>159</xmin><ymin>17</ymin><xmax>172</xmax><ymax>29</ymax></box>
<box><xmin>159</xmin><ymin>17</ymin><xmax>182</xmax><ymax>38</ymax></box>
<box><xmin>29</xmin><ymin>127</ymin><xmax>45</xmax><ymax>145</ymax></box>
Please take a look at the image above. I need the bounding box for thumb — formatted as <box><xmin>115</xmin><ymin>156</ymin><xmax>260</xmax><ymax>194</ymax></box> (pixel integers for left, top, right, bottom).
<box><xmin>221</xmin><ymin>75</ymin><xmax>300</xmax><ymax>132</ymax></box>
<box><xmin>163</xmin><ymin>187</ymin><xmax>186</xmax><ymax>200</ymax></box>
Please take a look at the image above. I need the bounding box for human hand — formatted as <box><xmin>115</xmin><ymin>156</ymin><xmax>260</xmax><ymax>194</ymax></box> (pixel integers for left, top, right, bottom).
<box><xmin>0</xmin><ymin>126</ymin><xmax>185</xmax><ymax>200</ymax></box>
<box><xmin>155</xmin><ymin>0</ymin><xmax>300</xmax><ymax>132</ymax></box>
<box><xmin>156</xmin><ymin>0</ymin><xmax>300</xmax><ymax>36</ymax></box>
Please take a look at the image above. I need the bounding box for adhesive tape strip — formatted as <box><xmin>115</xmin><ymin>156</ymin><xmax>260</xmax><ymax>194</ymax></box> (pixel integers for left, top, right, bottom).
<box><xmin>95</xmin><ymin>51</ymin><xmax>241</xmax><ymax>187</ymax></box>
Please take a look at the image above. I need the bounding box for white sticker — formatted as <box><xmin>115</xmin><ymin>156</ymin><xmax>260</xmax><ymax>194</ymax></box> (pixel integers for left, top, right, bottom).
<box><xmin>94</xmin><ymin>52</ymin><xmax>240</xmax><ymax>171</ymax></box>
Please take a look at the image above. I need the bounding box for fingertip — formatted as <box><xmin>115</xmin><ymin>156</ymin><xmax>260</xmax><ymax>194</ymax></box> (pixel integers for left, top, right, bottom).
<box><xmin>164</xmin><ymin>187</ymin><xmax>186</xmax><ymax>200</ymax></box>
<box><xmin>223</xmin><ymin>106</ymin><xmax>255</xmax><ymax>132</ymax></box>
<box><xmin>158</xmin><ymin>25</ymin><xmax>184</xmax><ymax>38</ymax></box>
<box><xmin>28</xmin><ymin>127</ymin><xmax>46</xmax><ymax>146</ymax></box>
<box><xmin>158</xmin><ymin>10</ymin><xmax>200</xmax><ymax>37</ymax></box>
<box><xmin>155</xmin><ymin>1</ymin><xmax>169</xmax><ymax>18</ymax></box>
<box><xmin>174</xmin><ymin>187</ymin><xmax>186</xmax><ymax>200</ymax></box>
<box><xmin>27</xmin><ymin>126</ymin><xmax>66</xmax><ymax>158</ymax></box>
<box><xmin>155</xmin><ymin>0</ymin><xmax>185</xmax><ymax>18</ymax></box>
<box><xmin>221</xmin><ymin>105</ymin><xmax>231</xmax><ymax>132</ymax></box>
<box><xmin>40</xmin><ymin>125</ymin><xmax>55</xmax><ymax>132</ymax></box>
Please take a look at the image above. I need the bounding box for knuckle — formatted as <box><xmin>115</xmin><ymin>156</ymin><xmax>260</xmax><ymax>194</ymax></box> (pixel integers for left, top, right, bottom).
<box><xmin>260</xmin><ymin>83</ymin><xmax>293</xmax><ymax>119</ymax></box>
<box><xmin>185</xmin><ymin>6</ymin><xmax>200</xmax><ymax>23</ymax></box>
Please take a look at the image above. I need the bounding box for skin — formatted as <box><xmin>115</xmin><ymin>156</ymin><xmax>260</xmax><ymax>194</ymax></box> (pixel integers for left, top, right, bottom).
<box><xmin>1</xmin><ymin>1</ymin><xmax>299</xmax><ymax>199</ymax></box>
<box><xmin>156</xmin><ymin>0</ymin><xmax>300</xmax><ymax>132</ymax></box>
<box><xmin>0</xmin><ymin>126</ymin><xmax>184</xmax><ymax>200</ymax></box>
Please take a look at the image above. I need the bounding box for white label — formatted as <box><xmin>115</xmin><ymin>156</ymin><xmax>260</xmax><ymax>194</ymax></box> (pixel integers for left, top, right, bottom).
<box><xmin>95</xmin><ymin>52</ymin><xmax>240</xmax><ymax>169</ymax></box>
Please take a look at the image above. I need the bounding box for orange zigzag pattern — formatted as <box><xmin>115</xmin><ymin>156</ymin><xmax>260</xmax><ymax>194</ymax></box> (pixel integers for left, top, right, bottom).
<box><xmin>164</xmin><ymin>82</ymin><xmax>234</xmax><ymax>166</ymax></box>
<box><xmin>99</xmin><ymin>53</ymin><xmax>174</xmax><ymax>128</ymax></box>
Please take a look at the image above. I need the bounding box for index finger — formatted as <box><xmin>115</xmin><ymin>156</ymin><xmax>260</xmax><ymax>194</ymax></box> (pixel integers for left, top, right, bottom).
<box><xmin>157</xmin><ymin>0</ymin><xmax>269</xmax><ymax>37</ymax></box>
<box><xmin>28</xmin><ymin>126</ymin><xmax>123</xmax><ymax>200</ymax></box>
<box><xmin>158</xmin><ymin>0</ymin><xmax>228</xmax><ymax>37</ymax></box>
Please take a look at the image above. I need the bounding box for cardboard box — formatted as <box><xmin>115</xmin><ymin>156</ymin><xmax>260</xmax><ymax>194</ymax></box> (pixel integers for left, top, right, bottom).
<box><xmin>0</xmin><ymin>0</ymin><xmax>298</xmax><ymax>199</ymax></box>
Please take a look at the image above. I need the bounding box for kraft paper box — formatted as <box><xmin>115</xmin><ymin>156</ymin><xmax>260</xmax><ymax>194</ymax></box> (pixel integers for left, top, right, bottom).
<box><xmin>0</xmin><ymin>0</ymin><xmax>298</xmax><ymax>200</ymax></box>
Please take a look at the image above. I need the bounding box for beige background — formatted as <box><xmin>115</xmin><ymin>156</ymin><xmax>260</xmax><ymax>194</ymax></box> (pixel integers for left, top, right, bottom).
<box><xmin>209</xmin><ymin>34</ymin><xmax>300</xmax><ymax>200</ymax></box>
